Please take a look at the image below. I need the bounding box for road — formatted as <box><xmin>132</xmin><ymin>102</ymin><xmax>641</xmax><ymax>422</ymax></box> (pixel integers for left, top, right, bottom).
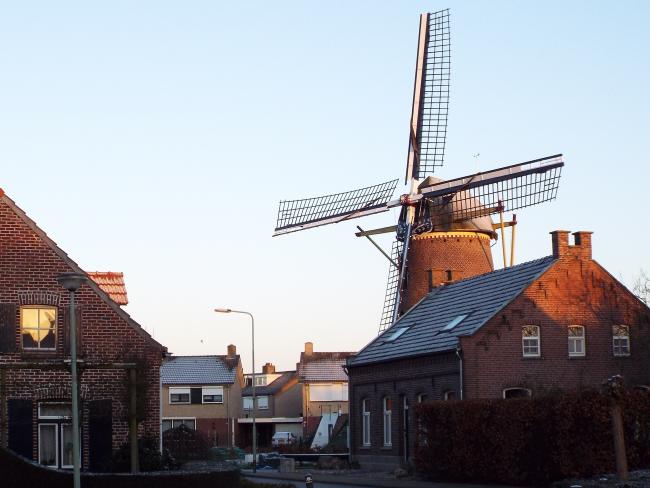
<box><xmin>245</xmin><ymin>476</ymin><xmax>376</xmax><ymax>488</ymax></box>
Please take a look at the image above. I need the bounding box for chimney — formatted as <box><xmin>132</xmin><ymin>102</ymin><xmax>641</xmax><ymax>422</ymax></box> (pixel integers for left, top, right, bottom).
<box><xmin>262</xmin><ymin>362</ymin><xmax>275</xmax><ymax>374</ymax></box>
<box><xmin>572</xmin><ymin>231</ymin><xmax>593</xmax><ymax>260</ymax></box>
<box><xmin>550</xmin><ymin>230</ymin><xmax>570</xmax><ymax>257</ymax></box>
<box><xmin>304</xmin><ymin>342</ymin><xmax>314</xmax><ymax>356</ymax></box>
<box><xmin>227</xmin><ymin>344</ymin><xmax>236</xmax><ymax>357</ymax></box>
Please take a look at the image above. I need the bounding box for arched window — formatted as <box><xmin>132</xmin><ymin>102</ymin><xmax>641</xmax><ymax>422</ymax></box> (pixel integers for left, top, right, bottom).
<box><xmin>416</xmin><ymin>393</ymin><xmax>428</xmax><ymax>404</ymax></box>
<box><xmin>612</xmin><ymin>325</ymin><xmax>630</xmax><ymax>357</ymax></box>
<box><xmin>503</xmin><ymin>387</ymin><xmax>532</xmax><ymax>399</ymax></box>
<box><xmin>568</xmin><ymin>325</ymin><xmax>585</xmax><ymax>357</ymax></box>
<box><xmin>361</xmin><ymin>399</ymin><xmax>370</xmax><ymax>446</ymax></box>
<box><xmin>443</xmin><ymin>390</ymin><xmax>456</xmax><ymax>400</ymax></box>
<box><xmin>382</xmin><ymin>397</ymin><xmax>392</xmax><ymax>447</ymax></box>
<box><xmin>522</xmin><ymin>325</ymin><xmax>540</xmax><ymax>357</ymax></box>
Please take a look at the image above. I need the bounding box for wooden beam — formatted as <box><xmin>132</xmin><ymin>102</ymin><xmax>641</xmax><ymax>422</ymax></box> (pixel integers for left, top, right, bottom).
<box><xmin>354</xmin><ymin>225</ymin><xmax>397</xmax><ymax>237</ymax></box>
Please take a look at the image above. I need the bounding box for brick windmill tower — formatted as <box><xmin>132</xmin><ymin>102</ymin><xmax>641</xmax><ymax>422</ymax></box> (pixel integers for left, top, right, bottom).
<box><xmin>273</xmin><ymin>10</ymin><xmax>564</xmax><ymax>333</ymax></box>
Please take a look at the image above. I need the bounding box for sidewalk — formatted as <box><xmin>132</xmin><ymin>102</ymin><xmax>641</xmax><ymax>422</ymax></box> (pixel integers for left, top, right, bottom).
<box><xmin>244</xmin><ymin>469</ymin><xmax>509</xmax><ymax>488</ymax></box>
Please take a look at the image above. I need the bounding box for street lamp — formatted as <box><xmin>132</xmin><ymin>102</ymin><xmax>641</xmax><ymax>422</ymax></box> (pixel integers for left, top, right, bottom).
<box><xmin>214</xmin><ymin>308</ymin><xmax>256</xmax><ymax>472</ymax></box>
<box><xmin>57</xmin><ymin>272</ymin><xmax>87</xmax><ymax>488</ymax></box>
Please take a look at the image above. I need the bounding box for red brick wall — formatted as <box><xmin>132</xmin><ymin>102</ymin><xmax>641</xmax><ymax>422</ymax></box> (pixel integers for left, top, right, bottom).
<box><xmin>0</xmin><ymin>199</ymin><xmax>165</xmax><ymax>466</ymax></box>
<box><xmin>461</xmin><ymin>249</ymin><xmax>650</xmax><ymax>399</ymax></box>
<box><xmin>401</xmin><ymin>233</ymin><xmax>493</xmax><ymax>313</ymax></box>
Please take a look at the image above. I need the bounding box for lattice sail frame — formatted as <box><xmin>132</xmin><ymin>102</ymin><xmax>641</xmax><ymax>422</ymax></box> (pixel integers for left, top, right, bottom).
<box><xmin>274</xmin><ymin>179</ymin><xmax>399</xmax><ymax>235</ymax></box>
<box><xmin>406</xmin><ymin>9</ymin><xmax>451</xmax><ymax>183</ymax></box>
<box><xmin>418</xmin><ymin>155</ymin><xmax>563</xmax><ymax>226</ymax></box>
<box><xmin>378</xmin><ymin>240</ymin><xmax>405</xmax><ymax>333</ymax></box>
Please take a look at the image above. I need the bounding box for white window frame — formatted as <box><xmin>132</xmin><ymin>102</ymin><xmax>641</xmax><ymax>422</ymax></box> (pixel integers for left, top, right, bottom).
<box><xmin>202</xmin><ymin>387</ymin><xmax>224</xmax><ymax>404</ymax></box>
<box><xmin>38</xmin><ymin>402</ymin><xmax>72</xmax><ymax>420</ymax></box>
<box><xmin>362</xmin><ymin>399</ymin><xmax>370</xmax><ymax>447</ymax></box>
<box><xmin>38</xmin><ymin>423</ymin><xmax>59</xmax><ymax>467</ymax></box>
<box><xmin>568</xmin><ymin>325</ymin><xmax>586</xmax><ymax>357</ymax></box>
<box><xmin>257</xmin><ymin>395</ymin><xmax>269</xmax><ymax>410</ymax></box>
<box><xmin>522</xmin><ymin>325</ymin><xmax>541</xmax><ymax>357</ymax></box>
<box><xmin>383</xmin><ymin>397</ymin><xmax>392</xmax><ymax>447</ymax></box>
<box><xmin>243</xmin><ymin>396</ymin><xmax>253</xmax><ymax>410</ymax></box>
<box><xmin>503</xmin><ymin>387</ymin><xmax>532</xmax><ymax>399</ymax></box>
<box><xmin>162</xmin><ymin>417</ymin><xmax>196</xmax><ymax>431</ymax></box>
<box><xmin>612</xmin><ymin>325</ymin><xmax>630</xmax><ymax>357</ymax></box>
<box><xmin>60</xmin><ymin>424</ymin><xmax>74</xmax><ymax>469</ymax></box>
<box><xmin>169</xmin><ymin>387</ymin><xmax>191</xmax><ymax>405</ymax></box>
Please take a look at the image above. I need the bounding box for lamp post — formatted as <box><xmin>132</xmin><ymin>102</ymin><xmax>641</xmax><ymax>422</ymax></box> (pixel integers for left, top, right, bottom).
<box><xmin>57</xmin><ymin>272</ymin><xmax>87</xmax><ymax>488</ymax></box>
<box><xmin>214</xmin><ymin>308</ymin><xmax>256</xmax><ymax>472</ymax></box>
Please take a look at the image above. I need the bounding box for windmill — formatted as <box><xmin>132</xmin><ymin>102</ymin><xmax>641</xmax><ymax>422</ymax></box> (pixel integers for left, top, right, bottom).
<box><xmin>272</xmin><ymin>10</ymin><xmax>564</xmax><ymax>333</ymax></box>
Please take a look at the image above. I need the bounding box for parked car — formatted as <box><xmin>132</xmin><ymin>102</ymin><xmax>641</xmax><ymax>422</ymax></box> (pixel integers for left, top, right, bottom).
<box><xmin>271</xmin><ymin>432</ymin><xmax>297</xmax><ymax>447</ymax></box>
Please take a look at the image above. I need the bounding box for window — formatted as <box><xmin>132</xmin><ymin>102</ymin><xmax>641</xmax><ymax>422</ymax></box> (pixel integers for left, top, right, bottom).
<box><xmin>21</xmin><ymin>306</ymin><xmax>57</xmax><ymax>350</ymax></box>
<box><xmin>384</xmin><ymin>326</ymin><xmax>409</xmax><ymax>342</ymax></box>
<box><xmin>257</xmin><ymin>396</ymin><xmax>269</xmax><ymax>410</ymax></box>
<box><xmin>255</xmin><ymin>376</ymin><xmax>267</xmax><ymax>386</ymax></box>
<box><xmin>310</xmin><ymin>384</ymin><xmax>348</xmax><ymax>402</ymax></box>
<box><xmin>169</xmin><ymin>387</ymin><xmax>190</xmax><ymax>404</ymax></box>
<box><xmin>442</xmin><ymin>314</ymin><xmax>469</xmax><ymax>332</ymax></box>
<box><xmin>568</xmin><ymin>325</ymin><xmax>585</xmax><ymax>357</ymax></box>
<box><xmin>522</xmin><ymin>325</ymin><xmax>540</xmax><ymax>357</ymax></box>
<box><xmin>243</xmin><ymin>396</ymin><xmax>253</xmax><ymax>410</ymax></box>
<box><xmin>445</xmin><ymin>270</ymin><xmax>454</xmax><ymax>282</ymax></box>
<box><xmin>443</xmin><ymin>390</ymin><xmax>456</xmax><ymax>400</ymax></box>
<box><xmin>613</xmin><ymin>325</ymin><xmax>630</xmax><ymax>356</ymax></box>
<box><xmin>503</xmin><ymin>388</ymin><xmax>532</xmax><ymax>399</ymax></box>
<box><xmin>383</xmin><ymin>397</ymin><xmax>392</xmax><ymax>447</ymax></box>
<box><xmin>417</xmin><ymin>393</ymin><xmax>428</xmax><ymax>403</ymax></box>
<box><xmin>38</xmin><ymin>402</ymin><xmax>74</xmax><ymax>469</ymax></box>
<box><xmin>362</xmin><ymin>399</ymin><xmax>370</xmax><ymax>446</ymax></box>
<box><xmin>202</xmin><ymin>387</ymin><xmax>223</xmax><ymax>404</ymax></box>
<box><xmin>161</xmin><ymin>418</ymin><xmax>196</xmax><ymax>432</ymax></box>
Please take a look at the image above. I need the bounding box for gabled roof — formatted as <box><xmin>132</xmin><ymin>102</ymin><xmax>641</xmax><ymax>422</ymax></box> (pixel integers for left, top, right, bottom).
<box><xmin>0</xmin><ymin>190</ymin><xmax>165</xmax><ymax>352</ymax></box>
<box><xmin>298</xmin><ymin>352</ymin><xmax>355</xmax><ymax>382</ymax></box>
<box><xmin>161</xmin><ymin>355</ymin><xmax>240</xmax><ymax>385</ymax></box>
<box><xmin>88</xmin><ymin>272</ymin><xmax>128</xmax><ymax>305</ymax></box>
<box><xmin>242</xmin><ymin>370</ymin><xmax>297</xmax><ymax>396</ymax></box>
<box><xmin>349</xmin><ymin>256</ymin><xmax>557</xmax><ymax>367</ymax></box>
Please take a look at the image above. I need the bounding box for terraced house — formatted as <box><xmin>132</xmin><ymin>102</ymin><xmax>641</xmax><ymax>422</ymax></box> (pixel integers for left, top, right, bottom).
<box><xmin>0</xmin><ymin>190</ymin><xmax>167</xmax><ymax>470</ymax></box>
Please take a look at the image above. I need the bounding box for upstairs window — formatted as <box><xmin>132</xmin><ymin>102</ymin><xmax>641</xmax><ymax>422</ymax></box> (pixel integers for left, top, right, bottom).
<box><xmin>169</xmin><ymin>388</ymin><xmax>190</xmax><ymax>404</ymax></box>
<box><xmin>612</xmin><ymin>325</ymin><xmax>630</xmax><ymax>357</ymax></box>
<box><xmin>243</xmin><ymin>397</ymin><xmax>253</xmax><ymax>410</ymax></box>
<box><xmin>257</xmin><ymin>396</ymin><xmax>269</xmax><ymax>410</ymax></box>
<box><xmin>202</xmin><ymin>387</ymin><xmax>223</xmax><ymax>404</ymax></box>
<box><xmin>362</xmin><ymin>399</ymin><xmax>370</xmax><ymax>446</ymax></box>
<box><xmin>21</xmin><ymin>306</ymin><xmax>57</xmax><ymax>350</ymax></box>
<box><xmin>522</xmin><ymin>325</ymin><xmax>540</xmax><ymax>357</ymax></box>
<box><xmin>568</xmin><ymin>325</ymin><xmax>586</xmax><ymax>357</ymax></box>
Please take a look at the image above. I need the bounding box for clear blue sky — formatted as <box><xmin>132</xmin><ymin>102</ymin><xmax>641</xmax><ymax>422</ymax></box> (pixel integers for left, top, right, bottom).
<box><xmin>1</xmin><ymin>1</ymin><xmax>648</xmax><ymax>371</ymax></box>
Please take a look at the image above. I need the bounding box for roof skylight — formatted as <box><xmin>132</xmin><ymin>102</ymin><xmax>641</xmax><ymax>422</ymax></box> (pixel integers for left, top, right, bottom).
<box><xmin>442</xmin><ymin>314</ymin><xmax>469</xmax><ymax>332</ymax></box>
<box><xmin>384</xmin><ymin>326</ymin><xmax>409</xmax><ymax>342</ymax></box>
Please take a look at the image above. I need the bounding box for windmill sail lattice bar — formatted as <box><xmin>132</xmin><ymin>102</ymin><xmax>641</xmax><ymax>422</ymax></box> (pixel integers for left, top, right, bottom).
<box><xmin>379</xmin><ymin>240</ymin><xmax>406</xmax><ymax>332</ymax></box>
<box><xmin>274</xmin><ymin>179</ymin><xmax>399</xmax><ymax>236</ymax></box>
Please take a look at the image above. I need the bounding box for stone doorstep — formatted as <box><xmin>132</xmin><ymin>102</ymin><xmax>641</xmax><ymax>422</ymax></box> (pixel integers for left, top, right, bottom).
<box><xmin>243</xmin><ymin>470</ymin><xmax>503</xmax><ymax>488</ymax></box>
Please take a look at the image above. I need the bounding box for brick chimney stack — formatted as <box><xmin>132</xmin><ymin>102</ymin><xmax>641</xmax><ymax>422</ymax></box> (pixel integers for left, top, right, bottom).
<box><xmin>550</xmin><ymin>230</ymin><xmax>593</xmax><ymax>260</ymax></box>
<box><xmin>227</xmin><ymin>344</ymin><xmax>236</xmax><ymax>357</ymax></box>
<box><xmin>262</xmin><ymin>362</ymin><xmax>275</xmax><ymax>374</ymax></box>
<box><xmin>550</xmin><ymin>230</ymin><xmax>570</xmax><ymax>257</ymax></box>
<box><xmin>304</xmin><ymin>342</ymin><xmax>314</xmax><ymax>356</ymax></box>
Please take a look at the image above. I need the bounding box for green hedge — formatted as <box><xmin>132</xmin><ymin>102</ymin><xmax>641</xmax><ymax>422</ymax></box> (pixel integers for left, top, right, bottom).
<box><xmin>414</xmin><ymin>388</ymin><xmax>650</xmax><ymax>486</ymax></box>
<box><xmin>0</xmin><ymin>447</ymin><xmax>239</xmax><ymax>488</ymax></box>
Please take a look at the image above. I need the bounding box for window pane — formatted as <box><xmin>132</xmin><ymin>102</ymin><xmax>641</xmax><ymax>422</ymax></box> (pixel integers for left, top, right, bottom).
<box><xmin>162</xmin><ymin>420</ymin><xmax>172</xmax><ymax>432</ymax></box>
<box><xmin>40</xmin><ymin>403</ymin><xmax>72</xmax><ymax>419</ymax></box>
<box><xmin>61</xmin><ymin>424</ymin><xmax>74</xmax><ymax>467</ymax></box>
<box><xmin>257</xmin><ymin>396</ymin><xmax>269</xmax><ymax>409</ymax></box>
<box><xmin>22</xmin><ymin>308</ymin><xmax>39</xmax><ymax>328</ymax></box>
<box><xmin>21</xmin><ymin>307</ymin><xmax>57</xmax><ymax>349</ymax></box>
<box><xmin>39</xmin><ymin>424</ymin><xmax>57</xmax><ymax>466</ymax></box>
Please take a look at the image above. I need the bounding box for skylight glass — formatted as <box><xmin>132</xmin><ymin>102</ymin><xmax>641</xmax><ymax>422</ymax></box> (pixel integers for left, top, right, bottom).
<box><xmin>385</xmin><ymin>326</ymin><xmax>409</xmax><ymax>342</ymax></box>
<box><xmin>442</xmin><ymin>314</ymin><xmax>469</xmax><ymax>332</ymax></box>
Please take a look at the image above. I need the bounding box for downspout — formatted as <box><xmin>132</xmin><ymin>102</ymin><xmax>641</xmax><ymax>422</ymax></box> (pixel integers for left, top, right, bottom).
<box><xmin>455</xmin><ymin>346</ymin><xmax>463</xmax><ymax>400</ymax></box>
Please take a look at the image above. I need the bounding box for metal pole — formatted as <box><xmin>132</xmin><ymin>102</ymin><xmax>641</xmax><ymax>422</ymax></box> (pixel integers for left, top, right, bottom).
<box><xmin>70</xmin><ymin>290</ymin><xmax>81</xmax><ymax>488</ymax></box>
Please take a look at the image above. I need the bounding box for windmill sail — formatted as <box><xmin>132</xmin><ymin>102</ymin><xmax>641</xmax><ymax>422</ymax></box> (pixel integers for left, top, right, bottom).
<box><xmin>273</xmin><ymin>179</ymin><xmax>399</xmax><ymax>236</ymax></box>
<box><xmin>378</xmin><ymin>240</ymin><xmax>405</xmax><ymax>333</ymax></box>
<box><xmin>405</xmin><ymin>9</ymin><xmax>451</xmax><ymax>183</ymax></box>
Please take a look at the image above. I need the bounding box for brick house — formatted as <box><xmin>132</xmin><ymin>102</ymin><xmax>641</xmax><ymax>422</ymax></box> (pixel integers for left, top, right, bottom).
<box><xmin>347</xmin><ymin>230</ymin><xmax>650</xmax><ymax>469</ymax></box>
<box><xmin>0</xmin><ymin>190</ymin><xmax>167</xmax><ymax>470</ymax></box>
<box><xmin>298</xmin><ymin>342</ymin><xmax>354</xmax><ymax>448</ymax></box>
<box><xmin>238</xmin><ymin>363</ymin><xmax>302</xmax><ymax>448</ymax></box>
<box><xmin>160</xmin><ymin>345</ymin><xmax>244</xmax><ymax>448</ymax></box>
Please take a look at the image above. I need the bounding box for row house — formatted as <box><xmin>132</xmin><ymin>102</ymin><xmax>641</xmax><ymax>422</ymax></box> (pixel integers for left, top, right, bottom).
<box><xmin>0</xmin><ymin>190</ymin><xmax>166</xmax><ymax>470</ymax></box>
<box><xmin>347</xmin><ymin>231</ymin><xmax>650</xmax><ymax>469</ymax></box>
<box><xmin>160</xmin><ymin>345</ymin><xmax>244</xmax><ymax>447</ymax></box>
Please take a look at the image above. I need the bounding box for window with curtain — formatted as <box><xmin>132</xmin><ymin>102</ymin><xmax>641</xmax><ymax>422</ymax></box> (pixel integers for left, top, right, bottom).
<box><xmin>612</xmin><ymin>325</ymin><xmax>630</xmax><ymax>356</ymax></box>
<box><xmin>21</xmin><ymin>306</ymin><xmax>57</xmax><ymax>350</ymax></box>
<box><xmin>522</xmin><ymin>325</ymin><xmax>540</xmax><ymax>357</ymax></box>
<box><xmin>383</xmin><ymin>397</ymin><xmax>392</xmax><ymax>447</ymax></box>
<box><xmin>568</xmin><ymin>325</ymin><xmax>585</xmax><ymax>357</ymax></box>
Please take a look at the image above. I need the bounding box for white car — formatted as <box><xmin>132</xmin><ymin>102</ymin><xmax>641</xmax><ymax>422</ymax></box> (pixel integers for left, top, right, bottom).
<box><xmin>271</xmin><ymin>431</ymin><xmax>297</xmax><ymax>447</ymax></box>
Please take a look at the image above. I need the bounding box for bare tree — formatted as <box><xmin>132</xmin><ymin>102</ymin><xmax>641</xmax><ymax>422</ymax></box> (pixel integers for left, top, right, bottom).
<box><xmin>633</xmin><ymin>269</ymin><xmax>650</xmax><ymax>305</ymax></box>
